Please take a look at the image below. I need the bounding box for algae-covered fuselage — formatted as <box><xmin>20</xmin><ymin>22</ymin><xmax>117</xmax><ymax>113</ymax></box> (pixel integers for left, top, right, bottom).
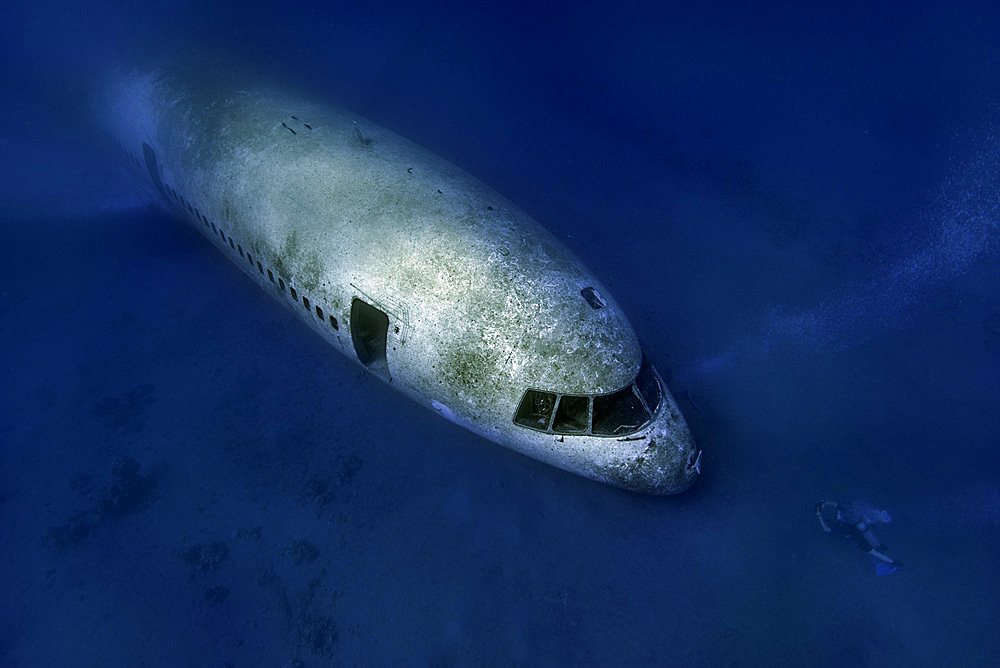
<box><xmin>101</xmin><ymin>59</ymin><xmax>701</xmax><ymax>494</ymax></box>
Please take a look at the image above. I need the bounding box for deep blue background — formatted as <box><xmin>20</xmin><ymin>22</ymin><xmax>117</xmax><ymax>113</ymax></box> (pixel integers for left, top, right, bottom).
<box><xmin>2</xmin><ymin>1</ymin><xmax>999</xmax><ymax>665</ymax></box>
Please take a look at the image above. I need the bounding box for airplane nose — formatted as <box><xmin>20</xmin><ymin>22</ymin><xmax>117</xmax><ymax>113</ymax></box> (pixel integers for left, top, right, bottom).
<box><xmin>615</xmin><ymin>432</ymin><xmax>700</xmax><ymax>495</ymax></box>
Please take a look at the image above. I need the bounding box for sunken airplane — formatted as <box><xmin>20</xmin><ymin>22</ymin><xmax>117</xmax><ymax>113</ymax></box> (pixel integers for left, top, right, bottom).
<box><xmin>100</xmin><ymin>57</ymin><xmax>702</xmax><ymax>494</ymax></box>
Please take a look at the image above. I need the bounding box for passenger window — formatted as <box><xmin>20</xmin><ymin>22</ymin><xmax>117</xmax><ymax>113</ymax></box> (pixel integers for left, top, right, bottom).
<box><xmin>636</xmin><ymin>357</ymin><xmax>662</xmax><ymax>414</ymax></box>
<box><xmin>290</xmin><ymin>286</ymin><xmax>298</xmax><ymax>301</ymax></box>
<box><xmin>303</xmin><ymin>296</ymin><xmax>311</xmax><ymax>310</ymax></box>
<box><xmin>592</xmin><ymin>386</ymin><xmax>650</xmax><ymax>435</ymax></box>
<box><xmin>514</xmin><ymin>390</ymin><xmax>556</xmax><ymax>431</ymax></box>
<box><xmin>552</xmin><ymin>395</ymin><xmax>590</xmax><ymax>434</ymax></box>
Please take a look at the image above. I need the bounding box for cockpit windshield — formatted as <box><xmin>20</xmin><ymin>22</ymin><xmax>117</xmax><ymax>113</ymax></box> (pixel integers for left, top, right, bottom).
<box><xmin>592</xmin><ymin>385</ymin><xmax>649</xmax><ymax>435</ymax></box>
<box><xmin>513</xmin><ymin>356</ymin><xmax>663</xmax><ymax>436</ymax></box>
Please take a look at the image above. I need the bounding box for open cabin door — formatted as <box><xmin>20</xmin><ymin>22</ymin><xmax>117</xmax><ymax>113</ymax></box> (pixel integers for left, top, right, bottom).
<box><xmin>350</xmin><ymin>298</ymin><xmax>390</xmax><ymax>378</ymax></box>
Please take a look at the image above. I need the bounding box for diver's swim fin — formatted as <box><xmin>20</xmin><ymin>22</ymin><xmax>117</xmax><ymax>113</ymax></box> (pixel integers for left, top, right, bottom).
<box><xmin>874</xmin><ymin>559</ymin><xmax>902</xmax><ymax>576</ymax></box>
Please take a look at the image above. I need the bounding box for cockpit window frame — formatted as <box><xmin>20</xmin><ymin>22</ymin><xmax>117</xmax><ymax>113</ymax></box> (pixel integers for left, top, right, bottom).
<box><xmin>513</xmin><ymin>389</ymin><xmax>557</xmax><ymax>431</ymax></box>
<box><xmin>512</xmin><ymin>355</ymin><xmax>663</xmax><ymax>437</ymax></box>
<box><xmin>551</xmin><ymin>393</ymin><xmax>592</xmax><ymax>434</ymax></box>
<box><xmin>591</xmin><ymin>383</ymin><xmax>651</xmax><ymax>436</ymax></box>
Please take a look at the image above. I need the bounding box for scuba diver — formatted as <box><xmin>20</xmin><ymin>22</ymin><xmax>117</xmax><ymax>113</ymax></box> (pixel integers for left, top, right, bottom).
<box><xmin>815</xmin><ymin>500</ymin><xmax>903</xmax><ymax>575</ymax></box>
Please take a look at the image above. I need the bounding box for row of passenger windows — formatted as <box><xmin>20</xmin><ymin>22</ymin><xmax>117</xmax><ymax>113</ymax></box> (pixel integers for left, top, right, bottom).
<box><xmin>164</xmin><ymin>185</ymin><xmax>340</xmax><ymax>333</ymax></box>
<box><xmin>513</xmin><ymin>357</ymin><xmax>663</xmax><ymax>436</ymax></box>
<box><xmin>125</xmin><ymin>140</ymin><xmax>343</xmax><ymax>337</ymax></box>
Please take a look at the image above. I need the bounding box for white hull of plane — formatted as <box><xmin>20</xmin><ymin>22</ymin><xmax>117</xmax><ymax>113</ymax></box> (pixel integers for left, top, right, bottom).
<box><xmin>100</xmin><ymin>58</ymin><xmax>700</xmax><ymax>494</ymax></box>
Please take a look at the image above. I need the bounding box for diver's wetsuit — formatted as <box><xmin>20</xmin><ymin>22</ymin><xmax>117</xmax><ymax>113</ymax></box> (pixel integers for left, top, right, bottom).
<box><xmin>815</xmin><ymin>501</ymin><xmax>902</xmax><ymax>569</ymax></box>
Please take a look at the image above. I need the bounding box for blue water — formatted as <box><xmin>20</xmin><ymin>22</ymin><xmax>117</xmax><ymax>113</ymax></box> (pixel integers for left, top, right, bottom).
<box><xmin>3</xmin><ymin>1</ymin><xmax>999</xmax><ymax>665</ymax></box>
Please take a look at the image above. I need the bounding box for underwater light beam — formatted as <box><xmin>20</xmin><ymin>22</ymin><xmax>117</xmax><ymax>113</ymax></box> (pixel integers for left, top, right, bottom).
<box><xmin>680</xmin><ymin>122</ymin><xmax>1000</xmax><ymax>379</ymax></box>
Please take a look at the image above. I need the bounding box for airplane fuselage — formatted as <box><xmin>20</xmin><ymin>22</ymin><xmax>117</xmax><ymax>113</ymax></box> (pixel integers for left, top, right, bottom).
<box><xmin>100</xmin><ymin>59</ymin><xmax>701</xmax><ymax>494</ymax></box>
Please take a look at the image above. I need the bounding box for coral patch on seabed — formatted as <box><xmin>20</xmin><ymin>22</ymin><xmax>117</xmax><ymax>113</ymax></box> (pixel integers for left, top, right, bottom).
<box><xmin>94</xmin><ymin>455</ymin><xmax>155</xmax><ymax>517</ymax></box>
<box><xmin>90</xmin><ymin>385</ymin><xmax>155</xmax><ymax>433</ymax></box>
<box><xmin>45</xmin><ymin>511</ymin><xmax>95</xmax><ymax>552</ymax></box>
<box><xmin>258</xmin><ymin>560</ymin><xmax>342</xmax><ymax>660</ymax></box>
<box><xmin>284</xmin><ymin>539</ymin><xmax>319</xmax><ymax>565</ymax></box>
<box><xmin>295</xmin><ymin>613</ymin><xmax>339</xmax><ymax>659</ymax></box>
<box><xmin>44</xmin><ymin>455</ymin><xmax>157</xmax><ymax>551</ymax></box>
<box><xmin>204</xmin><ymin>585</ymin><xmax>230</xmax><ymax>606</ymax></box>
<box><xmin>176</xmin><ymin>541</ymin><xmax>229</xmax><ymax>579</ymax></box>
